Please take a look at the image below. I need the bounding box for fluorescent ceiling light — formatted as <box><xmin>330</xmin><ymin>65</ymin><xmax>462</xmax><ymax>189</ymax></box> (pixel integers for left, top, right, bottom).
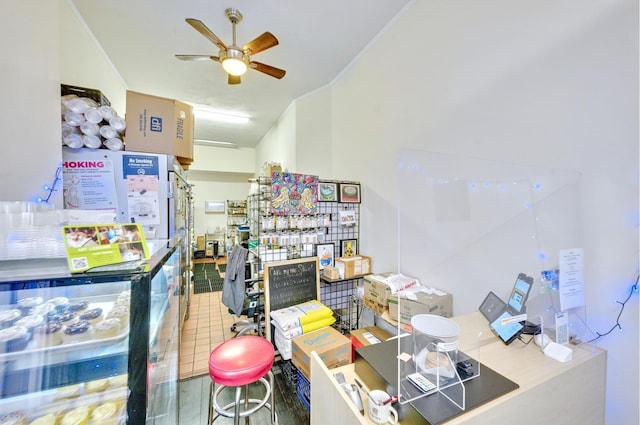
<box><xmin>192</xmin><ymin>106</ymin><xmax>250</xmax><ymax>125</ymax></box>
<box><xmin>194</xmin><ymin>139</ymin><xmax>238</xmax><ymax>149</ymax></box>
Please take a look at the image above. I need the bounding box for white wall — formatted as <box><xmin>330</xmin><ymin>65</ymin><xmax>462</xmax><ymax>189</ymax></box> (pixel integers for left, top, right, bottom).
<box><xmin>295</xmin><ymin>87</ymin><xmax>333</xmax><ymax>177</ymax></box>
<box><xmin>0</xmin><ymin>1</ymin><xmax>62</xmax><ymax>206</ymax></box>
<box><xmin>60</xmin><ymin>1</ymin><xmax>127</xmax><ymax>117</ymax></box>
<box><xmin>189</xmin><ymin>145</ymin><xmax>255</xmax><ymax>174</ymax></box>
<box><xmin>256</xmin><ymin>103</ymin><xmax>297</xmax><ymax>173</ymax></box>
<box><xmin>260</xmin><ymin>1</ymin><xmax>639</xmax><ymax>424</ymax></box>
<box><xmin>188</xmin><ymin>145</ymin><xmax>255</xmax><ymax>247</ymax></box>
<box><xmin>188</xmin><ymin>170</ymin><xmax>252</xmax><ymax>249</ymax></box>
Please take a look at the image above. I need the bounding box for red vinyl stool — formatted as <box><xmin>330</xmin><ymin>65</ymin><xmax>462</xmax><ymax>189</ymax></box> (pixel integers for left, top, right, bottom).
<box><xmin>208</xmin><ymin>335</ymin><xmax>277</xmax><ymax>425</ymax></box>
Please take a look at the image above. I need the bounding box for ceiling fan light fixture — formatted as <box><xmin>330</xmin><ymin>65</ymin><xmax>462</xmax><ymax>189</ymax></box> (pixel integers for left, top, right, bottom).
<box><xmin>221</xmin><ymin>48</ymin><xmax>248</xmax><ymax>76</ymax></box>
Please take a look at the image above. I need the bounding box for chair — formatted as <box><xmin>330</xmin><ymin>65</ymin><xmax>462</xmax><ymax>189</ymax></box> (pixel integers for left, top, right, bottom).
<box><xmin>208</xmin><ymin>335</ymin><xmax>277</xmax><ymax>425</ymax></box>
<box><xmin>229</xmin><ymin>276</ymin><xmax>266</xmax><ymax>337</ymax></box>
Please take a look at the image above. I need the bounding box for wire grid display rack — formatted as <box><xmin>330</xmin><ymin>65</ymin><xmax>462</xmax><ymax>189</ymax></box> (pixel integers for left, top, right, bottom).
<box><xmin>248</xmin><ymin>177</ymin><xmax>364</xmax><ymax>332</ymax></box>
<box><xmin>322</xmin><ymin>283</ymin><xmax>363</xmax><ymax>333</ymax></box>
<box><xmin>247</xmin><ymin>177</ymin><xmax>361</xmax><ymax>264</ymax></box>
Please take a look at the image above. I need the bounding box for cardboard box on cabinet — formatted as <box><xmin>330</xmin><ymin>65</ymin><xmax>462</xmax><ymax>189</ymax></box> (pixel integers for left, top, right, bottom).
<box><xmin>125</xmin><ymin>90</ymin><xmax>194</xmax><ymax>159</ymax></box>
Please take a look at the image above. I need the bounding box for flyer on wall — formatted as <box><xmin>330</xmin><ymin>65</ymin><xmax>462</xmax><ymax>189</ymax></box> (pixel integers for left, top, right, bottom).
<box><xmin>62</xmin><ymin>223</ymin><xmax>150</xmax><ymax>273</ymax></box>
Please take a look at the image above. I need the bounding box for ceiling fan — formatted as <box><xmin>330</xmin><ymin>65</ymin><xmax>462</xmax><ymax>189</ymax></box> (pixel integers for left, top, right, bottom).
<box><xmin>175</xmin><ymin>8</ymin><xmax>286</xmax><ymax>85</ymax></box>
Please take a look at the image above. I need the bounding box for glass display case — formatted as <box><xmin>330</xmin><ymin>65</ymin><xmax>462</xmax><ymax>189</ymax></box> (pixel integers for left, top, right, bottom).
<box><xmin>0</xmin><ymin>239</ymin><xmax>181</xmax><ymax>425</ymax></box>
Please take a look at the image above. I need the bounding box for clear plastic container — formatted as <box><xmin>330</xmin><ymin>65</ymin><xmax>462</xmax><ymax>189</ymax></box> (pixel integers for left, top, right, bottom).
<box><xmin>103</xmin><ymin>137</ymin><xmax>124</xmax><ymax>151</ymax></box>
<box><xmin>79</xmin><ymin>121</ymin><xmax>99</xmax><ymax>136</ymax></box>
<box><xmin>63</xmin><ymin>133</ymin><xmax>84</xmax><ymax>149</ymax></box>
<box><xmin>84</xmin><ymin>107</ymin><xmax>103</xmax><ymax>124</ymax></box>
<box><xmin>64</xmin><ymin>111</ymin><xmax>85</xmax><ymax>127</ymax></box>
<box><xmin>98</xmin><ymin>105</ymin><xmax>117</xmax><ymax>121</ymax></box>
<box><xmin>109</xmin><ymin>116</ymin><xmax>126</xmax><ymax>133</ymax></box>
<box><xmin>99</xmin><ymin>125</ymin><xmax>118</xmax><ymax>140</ymax></box>
<box><xmin>411</xmin><ymin>314</ymin><xmax>460</xmax><ymax>378</ymax></box>
<box><xmin>83</xmin><ymin>134</ymin><xmax>102</xmax><ymax>149</ymax></box>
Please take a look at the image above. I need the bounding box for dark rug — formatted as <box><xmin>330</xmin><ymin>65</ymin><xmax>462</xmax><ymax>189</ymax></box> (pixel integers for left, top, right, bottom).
<box><xmin>193</xmin><ymin>263</ymin><xmax>224</xmax><ymax>294</ymax></box>
<box><xmin>217</xmin><ymin>263</ymin><xmax>227</xmax><ymax>273</ymax></box>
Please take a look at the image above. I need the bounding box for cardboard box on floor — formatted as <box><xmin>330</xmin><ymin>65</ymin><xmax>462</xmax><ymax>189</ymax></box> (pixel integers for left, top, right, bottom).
<box><xmin>125</xmin><ymin>90</ymin><xmax>194</xmax><ymax>159</ymax></box>
<box><xmin>350</xmin><ymin>326</ymin><xmax>394</xmax><ymax>361</ymax></box>
<box><xmin>388</xmin><ymin>290</ymin><xmax>453</xmax><ymax>325</ymax></box>
<box><xmin>291</xmin><ymin>326</ymin><xmax>351</xmax><ymax>379</ymax></box>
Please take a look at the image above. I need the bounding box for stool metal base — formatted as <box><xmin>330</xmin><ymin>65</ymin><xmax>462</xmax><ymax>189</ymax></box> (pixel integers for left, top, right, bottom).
<box><xmin>208</xmin><ymin>370</ymin><xmax>277</xmax><ymax>425</ymax></box>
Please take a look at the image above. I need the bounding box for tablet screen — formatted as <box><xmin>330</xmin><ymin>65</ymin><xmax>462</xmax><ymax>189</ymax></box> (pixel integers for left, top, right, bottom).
<box><xmin>507</xmin><ymin>274</ymin><xmax>532</xmax><ymax>314</ymax></box>
<box><xmin>491</xmin><ymin>311</ymin><xmax>524</xmax><ymax>344</ymax></box>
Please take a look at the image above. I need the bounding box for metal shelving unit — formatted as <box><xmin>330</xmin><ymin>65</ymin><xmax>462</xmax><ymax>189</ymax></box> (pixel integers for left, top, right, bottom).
<box><xmin>247</xmin><ymin>177</ymin><xmax>363</xmax><ymax>331</ymax></box>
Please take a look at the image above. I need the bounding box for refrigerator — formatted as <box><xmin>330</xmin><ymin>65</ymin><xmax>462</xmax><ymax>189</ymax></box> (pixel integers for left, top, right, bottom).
<box><xmin>62</xmin><ymin>146</ymin><xmax>193</xmax><ymax>325</ymax></box>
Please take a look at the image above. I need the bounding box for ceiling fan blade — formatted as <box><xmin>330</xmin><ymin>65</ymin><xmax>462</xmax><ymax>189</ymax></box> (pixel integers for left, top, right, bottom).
<box><xmin>175</xmin><ymin>54</ymin><xmax>216</xmax><ymax>61</ymax></box>
<box><xmin>243</xmin><ymin>32</ymin><xmax>279</xmax><ymax>55</ymax></box>
<box><xmin>228</xmin><ymin>74</ymin><xmax>241</xmax><ymax>85</ymax></box>
<box><xmin>185</xmin><ymin>18</ymin><xmax>227</xmax><ymax>51</ymax></box>
<box><xmin>251</xmin><ymin>62</ymin><xmax>286</xmax><ymax>79</ymax></box>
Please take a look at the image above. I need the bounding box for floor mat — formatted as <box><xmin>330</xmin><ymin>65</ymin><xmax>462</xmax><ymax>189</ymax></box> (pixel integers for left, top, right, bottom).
<box><xmin>217</xmin><ymin>263</ymin><xmax>226</xmax><ymax>273</ymax></box>
<box><xmin>193</xmin><ymin>263</ymin><xmax>224</xmax><ymax>294</ymax></box>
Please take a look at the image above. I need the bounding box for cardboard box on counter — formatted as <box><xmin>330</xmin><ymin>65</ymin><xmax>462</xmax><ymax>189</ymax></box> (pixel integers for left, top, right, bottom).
<box><xmin>335</xmin><ymin>255</ymin><xmax>371</xmax><ymax>279</ymax></box>
<box><xmin>291</xmin><ymin>326</ymin><xmax>352</xmax><ymax>379</ymax></box>
<box><xmin>362</xmin><ymin>272</ymin><xmax>394</xmax><ymax>313</ymax></box>
<box><xmin>125</xmin><ymin>90</ymin><xmax>194</xmax><ymax>159</ymax></box>
<box><xmin>388</xmin><ymin>290</ymin><xmax>453</xmax><ymax>325</ymax></box>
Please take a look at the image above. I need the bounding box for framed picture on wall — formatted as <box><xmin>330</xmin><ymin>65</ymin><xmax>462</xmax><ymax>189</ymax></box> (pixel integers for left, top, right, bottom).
<box><xmin>339</xmin><ymin>183</ymin><xmax>361</xmax><ymax>203</ymax></box>
<box><xmin>340</xmin><ymin>239</ymin><xmax>357</xmax><ymax>257</ymax></box>
<box><xmin>315</xmin><ymin>243</ymin><xmax>335</xmax><ymax>269</ymax></box>
<box><xmin>318</xmin><ymin>182</ymin><xmax>338</xmax><ymax>202</ymax></box>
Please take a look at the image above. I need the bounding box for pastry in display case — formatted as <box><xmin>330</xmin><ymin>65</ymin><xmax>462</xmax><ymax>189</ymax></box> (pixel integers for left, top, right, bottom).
<box><xmin>0</xmin><ymin>239</ymin><xmax>182</xmax><ymax>425</ymax></box>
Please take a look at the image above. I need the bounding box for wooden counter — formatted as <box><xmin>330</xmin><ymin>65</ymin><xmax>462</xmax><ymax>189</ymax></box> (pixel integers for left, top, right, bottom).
<box><xmin>310</xmin><ymin>311</ymin><xmax>606</xmax><ymax>425</ymax></box>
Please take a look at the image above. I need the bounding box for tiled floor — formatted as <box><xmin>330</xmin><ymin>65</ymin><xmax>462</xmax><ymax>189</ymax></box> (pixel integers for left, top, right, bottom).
<box><xmin>179</xmin><ymin>291</ymin><xmax>241</xmax><ymax>380</ymax></box>
<box><xmin>179</xmin><ymin>257</ymin><xmax>244</xmax><ymax>381</ymax></box>
<box><xmin>177</xmin><ymin>256</ymin><xmax>311</xmax><ymax>425</ymax></box>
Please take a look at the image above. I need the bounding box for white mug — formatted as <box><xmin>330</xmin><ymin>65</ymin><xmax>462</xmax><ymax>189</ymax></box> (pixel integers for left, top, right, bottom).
<box><xmin>367</xmin><ymin>390</ymin><xmax>398</xmax><ymax>424</ymax></box>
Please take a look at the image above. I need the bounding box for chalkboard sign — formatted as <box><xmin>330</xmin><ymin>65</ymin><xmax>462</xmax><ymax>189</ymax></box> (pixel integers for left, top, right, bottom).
<box><xmin>264</xmin><ymin>257</ymin><xmax>320</xmax><ymax>342</ymax></box>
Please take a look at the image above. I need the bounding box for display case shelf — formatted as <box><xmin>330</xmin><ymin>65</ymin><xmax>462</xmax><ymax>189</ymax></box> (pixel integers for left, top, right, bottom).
<box><xmin>0</xmin><ymin>239</ymin><xmax>182</xmax><ymax>425</ymax></box>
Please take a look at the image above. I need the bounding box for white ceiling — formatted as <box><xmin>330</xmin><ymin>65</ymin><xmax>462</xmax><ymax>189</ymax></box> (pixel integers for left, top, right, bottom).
<box><xmin>70</xmin><ymin>0</ymin><xmax>411</xmax><ymax>149</ymax></box>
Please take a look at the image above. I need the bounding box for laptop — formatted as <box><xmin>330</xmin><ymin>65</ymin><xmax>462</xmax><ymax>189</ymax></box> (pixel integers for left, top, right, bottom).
<box><xmin>479</xmin><ymin>273</ymin><xmax>534</xmax><ymax>344</ymax></box>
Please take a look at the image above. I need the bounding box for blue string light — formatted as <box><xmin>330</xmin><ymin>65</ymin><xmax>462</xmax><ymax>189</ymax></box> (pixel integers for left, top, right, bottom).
<box><xmin>37</xmin><ymin>165</ymin><xmax>62</xmax><ymax>203</ymax></box>
<box><xmin>587</xmin><ymin>274</ymin><xmax>639</xmax><ymax>343</ymax></box>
